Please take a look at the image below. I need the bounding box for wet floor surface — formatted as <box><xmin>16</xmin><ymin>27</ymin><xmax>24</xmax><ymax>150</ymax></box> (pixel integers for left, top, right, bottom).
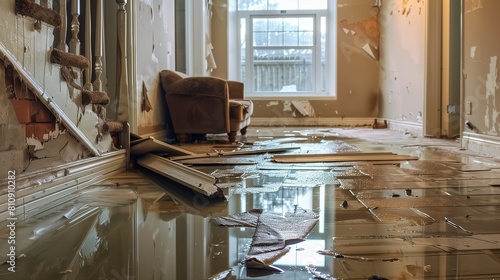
<box><xmin>2</xmin><ymin>127</ymin><xmax>500</xmax><ymax>279</ymax></box>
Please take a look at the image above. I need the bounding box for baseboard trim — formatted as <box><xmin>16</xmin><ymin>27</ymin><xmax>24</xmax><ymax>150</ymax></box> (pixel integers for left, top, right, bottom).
<box><xmin>386</xmin><ymin>120</ymin><xmax>423</xmax><ymax>137</ymax></box>
<box><xmin>251</xmin><ymin>117</ymin><xmax>375</xmax><ymax>127</ymax></box>
<box><xmin>462</xmin><ymin>131</ymin><xmax>500</xmax><ymax>156</ymax></box>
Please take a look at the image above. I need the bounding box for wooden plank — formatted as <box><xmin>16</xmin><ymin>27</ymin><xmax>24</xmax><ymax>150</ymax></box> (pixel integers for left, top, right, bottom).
<box><xmin>178</xmin><ymin>157</ymin><xmax>257</xmax><ymax>165</ymax></box>
<box><xmin>130</xmin><ymin>137</ymin><xmax>195</xmax><ymax>157</ymax></box>
<box><xmin>137</xmin><ymin>154</ymin><xmax>223</xmax><ymax>198</ymax></box>
<box><xmin>169</xmin><ymin>146</ymin><xmax>301</xmax><ymax>161</ymax></box>
<box><xmin>254</xmin><ymin>137</ymin><xmax>309</xmax><ymax>145</ymax></box>
<box><xmin>272</xmin><ymin>152</ymin><xmax>418</xmax><ymax>163</ymax></box>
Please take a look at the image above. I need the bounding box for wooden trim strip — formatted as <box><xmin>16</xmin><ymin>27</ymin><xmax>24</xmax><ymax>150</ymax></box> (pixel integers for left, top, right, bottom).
<box><xmin>137</xmin><ymin>154</ymin><xmax>224</xmax><ymax>198</ymax></box>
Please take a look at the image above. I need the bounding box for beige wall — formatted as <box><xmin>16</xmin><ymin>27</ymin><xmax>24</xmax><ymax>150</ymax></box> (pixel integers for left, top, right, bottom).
<box><xmin>211</xmin><ymin>0</ymin><xmax>380</xmax><ymax>124</ymax></box>
<box><xmin>463</xmin><ymin>0</ymin><xmax>500</xmax><ymax>136</ymax></box>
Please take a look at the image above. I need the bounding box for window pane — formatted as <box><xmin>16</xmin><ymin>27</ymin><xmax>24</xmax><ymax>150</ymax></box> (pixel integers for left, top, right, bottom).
<box><xmin>253</xmin><ymin>32</ymin><xmax>269</xmax><ymax>46</ymax></box>
<box><xmin>240</xmin><ymin>18</ymin><xmax>247</xmax><ymax>66</ymax></box>
<box><xmin>321</xmin><ymin>16</ymin><xmax>326</xmax><ymax>91</ymax></box>
<box><xmin>269</xmin><ymin>31</ymin><xmax>283</xmax><ymax>46</ymax></box>
<box><xmin>283</xmin><ymin>32</ymin><xmax>298</xmax><ymax>46</ymax></box>
<box><xmin>268</xmin><ymin>18</ymin><xmax>283</xmax><ymax>32</ymax></box>
<box><xmin>238</xmin><ymin>0</ymin><xmax>327</xmax><ymax>11</ymax></box>
<box><xmin>299</xmin><ymin>31</ymin><xmax>313</xmax><ymax>46</ymax></box>
<box><xmin>238</xmin><ymin>0</ymin><xmax>267</xmax><ymax>11</ymax></box>
<box><xmin>253</xmin><ymin>49</ymin><xmax>313</xmax><ymax>92</ymax></box>
<box><xmin>253</xmin><ymin>18</ymin><xmax>268</xmax><ymax>32</ymax></box>
<box><xmin>298</xmin><ymin>0</ymin><xmax>327</xmax><ymax>9</ymax></box>
<box><xmin>269</xmin><ymin>0</ymin><xmax>298</xmax><ymax>10</ymax></box>
<box><xmin>253</xmin><ymin>17</ymin><xmax>314</xmax><ymax>47</ymax></box>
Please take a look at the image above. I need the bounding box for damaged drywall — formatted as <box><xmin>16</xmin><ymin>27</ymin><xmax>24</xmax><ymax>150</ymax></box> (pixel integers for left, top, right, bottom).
<box><xmin>464</xmin><ymin>0</ymin><xmax>484</xmax><ymax>13</ymax></box>
<box><xmin>484</xmin><ymin>56</ymin><xmax>499</xmax><ymax>134</ymax></box>
<box><xmin>378</xmin><ymin>0</ymin><xmax>426</xmax><ymax>125</ymax></box>
<box><xmin>339</xmin><ymin>14</ymin><xmax>379</xmax><ymax>60</ymax></box>
<box><xmin>25</xmin><ymin>131</ymin><xmax>87</xmax><ymax>173</ymax></box>
<box><xmin>463</xmin><ymin>0</ymin><xmax>500</xmax><ymax>139</ymax></box>
<box><xmin>135</xmin><ymin>0</ymin><xmax>175</xmax><ymax>135</ymax></box>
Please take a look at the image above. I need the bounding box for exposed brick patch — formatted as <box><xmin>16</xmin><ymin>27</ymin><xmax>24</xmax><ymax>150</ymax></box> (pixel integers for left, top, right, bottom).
<box><xmin>25</xmin><ymin>123</ymin><xmax>57</xmax><ymax>141</ymax></box>
<box><xmin>31</xmin><ymin>100</ymin><xmax>55</xmax><ymax>122</ymax></box>
<box><xmin>9</xmin><ymin>99</ymin><xmax>32</xmax><ymax>124</ymax></box>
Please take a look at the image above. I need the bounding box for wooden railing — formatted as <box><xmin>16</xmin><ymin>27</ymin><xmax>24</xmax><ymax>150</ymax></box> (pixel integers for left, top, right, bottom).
<box><xmin>44</xmin><ymin>0</ymin><xmax>129</xmax><ymax>122</ymax></box>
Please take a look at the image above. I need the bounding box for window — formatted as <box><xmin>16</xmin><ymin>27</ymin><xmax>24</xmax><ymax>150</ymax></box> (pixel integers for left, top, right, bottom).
<box><xmin>234</xmin><ymin>0</ymin><xmax>334</xmax><ymax>97</ymax></box>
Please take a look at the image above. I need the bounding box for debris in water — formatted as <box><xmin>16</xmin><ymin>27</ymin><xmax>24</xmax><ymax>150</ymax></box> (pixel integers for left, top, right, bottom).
<box><xmin>317</xmin><ymin>251</ymin><xmax>399</xmax><ymax>262</ymax></box>
<box><xmin>306</xmin><ymin>264</ymin><xmax>337</xmax><ymax>279</ymax></box>
<box><xmin>212</xmin><ymin>207</ymin><xmax>319</xmax><ymax>269</ymax></box>
<box><xmin>368</xmin><ymin>276</ymin><xmax>388</xmax><ymax>280</ymax></box>
<box><xmin>207</xmin><ymin>268</ymin><xmax>233</xmax><ymax>280</ymax></box>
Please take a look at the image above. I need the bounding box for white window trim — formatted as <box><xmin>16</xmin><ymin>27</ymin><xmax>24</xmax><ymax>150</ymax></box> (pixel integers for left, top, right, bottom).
<box><xmin>228</xmin><ymin>0</ymin><xmax>337</xmax><ymax>99</ymax></box>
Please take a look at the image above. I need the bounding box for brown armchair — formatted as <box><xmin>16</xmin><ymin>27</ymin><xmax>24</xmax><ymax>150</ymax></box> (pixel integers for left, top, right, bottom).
<box><xmin>159</xmin><ymin>70</ymin><xmax>253</xmax><ymax>143</ymax></box>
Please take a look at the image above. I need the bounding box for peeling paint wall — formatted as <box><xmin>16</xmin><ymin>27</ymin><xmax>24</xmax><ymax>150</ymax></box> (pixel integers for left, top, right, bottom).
<box><xmin>378</xmin><ymin>0</ymin><xmax>426</xmax><ymax>124</ymax></box>
<box><xmin>0</xmin><ymin>67</ymin><xmax>26</xmax><ymax>175</ymax></box>
<box><xmin>0</xmin><ymin>0</ymin><xmax>113</xmax><ymax>176</ymax></box>
<box><xmin>463</xmin><ymin>0</ymin><xmax>500</xmax><ymax>136</ymax></box>
<box><xmin>135</xmin><ymin>0</ymin><xmax>176</xmax><ymax>135</ymax></box>
<box><xmin>212</xmin><ymin>0</ymin><xmax>380</xmax><ymax>123</ymax></box>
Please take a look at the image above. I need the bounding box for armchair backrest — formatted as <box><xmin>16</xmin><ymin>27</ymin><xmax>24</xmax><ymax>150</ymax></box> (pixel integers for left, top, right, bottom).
<box><xmin>159</xmin><ymin>70</ymin><xmax>231</xmax><ymax>134</ymax></box>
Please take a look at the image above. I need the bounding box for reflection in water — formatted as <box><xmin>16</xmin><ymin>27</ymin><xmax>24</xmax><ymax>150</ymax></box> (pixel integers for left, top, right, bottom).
<box><xmin>2</xmin><ymin>129</ymin><xmax>500</xmax><ymax>279</ymax></box>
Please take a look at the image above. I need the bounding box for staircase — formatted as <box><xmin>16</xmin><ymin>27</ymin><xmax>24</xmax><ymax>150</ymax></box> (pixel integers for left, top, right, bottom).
<box><xmin>1</xmin><ymin>0</ymin><xmax>130</xmax><ymax>156</ymax></box>
<box><xmin>0</xmin><ymin>0</ymin><xmax>131</xmax><ymax>221</ymax></box>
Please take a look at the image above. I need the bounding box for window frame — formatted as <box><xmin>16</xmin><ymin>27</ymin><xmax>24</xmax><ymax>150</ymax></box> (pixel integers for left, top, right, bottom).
<box><xmin>234</xmin><ymin>4</ymin><xmax>335</xmax><ymax>98</ymax></box>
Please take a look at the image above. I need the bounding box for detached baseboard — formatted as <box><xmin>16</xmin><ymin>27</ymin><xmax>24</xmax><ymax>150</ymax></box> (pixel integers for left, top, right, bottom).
<box><xmin>250</xmin><ymin>117</ymin><xmax>375</xmax><ymax>127</ymax></box>
<box><xmin>462</xmin><ymin>131</ymin><xmax>500</xmax><ymax>156</ymax></box>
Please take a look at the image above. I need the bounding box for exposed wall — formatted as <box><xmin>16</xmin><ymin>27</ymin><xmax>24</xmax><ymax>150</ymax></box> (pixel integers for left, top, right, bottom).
<box><xmin>0</xmin><ymin>67</ymin><xmax>25</xmax><ymax>175</ymax></box>
<box><xmin>378</xmin><ymin>0</ymin><xmax>426</xmax><ymax>126</ymax></box>
<box><xmin>211</xmin><ymin>0</ymin><xmax>380</xmax><ymax>125</ymax></box>
<box><xmin>463</xmin><ymin>0</ymin><xmax>500</xmax><ymax>136</ymax></box>
<box><xmin>134</xmin><ymin>0</ymin><xmax>176</xmax><ymax>136</ymax></box>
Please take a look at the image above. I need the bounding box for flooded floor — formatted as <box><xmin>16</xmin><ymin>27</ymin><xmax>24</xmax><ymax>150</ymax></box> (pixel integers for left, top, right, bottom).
<box><xmin>2</xmin><ymin>127</ymin><xmax>500</xmax><ymax>279</ymax></box>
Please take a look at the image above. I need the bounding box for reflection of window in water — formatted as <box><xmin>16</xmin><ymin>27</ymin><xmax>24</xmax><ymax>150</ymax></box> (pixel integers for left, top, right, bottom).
<box><xmin>252</xmin><ymin>187</ymin><xmax>313</xmax><ymax>214</ymax></box>
<box><xmin>274</xmin><ymin>240</ymin><xmax>325</xmax><ymax>267</ymax></box>
<box><xmin>235</xmin><ymin>238</ymin><xmax>326</xmax><ymax>267</ymax></box>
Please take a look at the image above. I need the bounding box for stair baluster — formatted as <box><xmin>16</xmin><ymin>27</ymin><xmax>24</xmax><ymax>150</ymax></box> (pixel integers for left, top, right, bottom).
<box><xmin>84</xmin><ymin>0</ymin><xmax>93</xmax><ymax>91</ymax></box>
<box><xmin>57</xmin><ymin>0</ymin><xmax>68</xmax><ymax>51</ymax></box>
<box><xmin>93</xmin><ymin>0</ymin><xmax>103</xmax><ymax>92</ymax></box>
<box><xmin>70</xmin><ymin>0</ymin><xmax>80</xmax><ymax>55</ymax></box>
